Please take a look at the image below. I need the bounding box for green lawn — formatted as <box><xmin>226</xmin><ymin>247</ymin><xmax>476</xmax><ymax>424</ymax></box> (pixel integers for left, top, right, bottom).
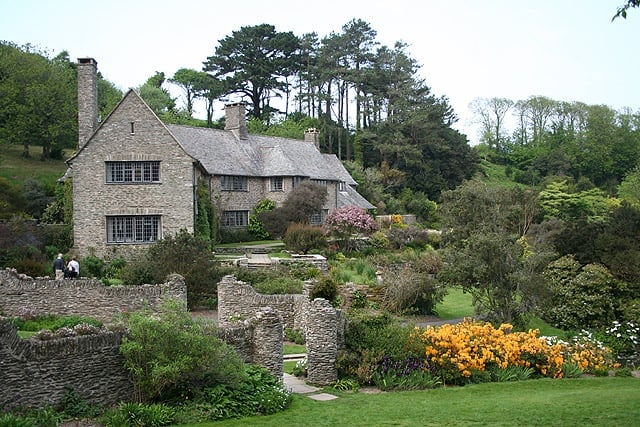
<box><xmin>434</xmin><ymin>287</ymin><xmax>474</xmax><ymax>319</ymax></box>
<box><xmin>180</xmin><ymin>377</ymin><xmax>639</xmax><ymax>426</ymax></box>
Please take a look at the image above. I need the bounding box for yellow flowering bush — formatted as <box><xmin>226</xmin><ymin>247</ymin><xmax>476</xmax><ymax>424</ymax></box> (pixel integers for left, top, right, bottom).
<box><xmin>417</xmin><ymin>319</ymin><xmax>565</xmax><ymax>384</ymax></box>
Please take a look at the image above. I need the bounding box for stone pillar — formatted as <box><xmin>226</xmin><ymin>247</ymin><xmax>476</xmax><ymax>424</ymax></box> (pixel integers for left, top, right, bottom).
<box><xmin>306</xmin><ymin>298</ymin><xmax>338</xmax><ymax>385</ymax></box>
<box><xmin>251</xmin><ymin>307</ymin><xmax>283</xmax><ymax>380</ymax></box>
<box><xmin>77</xmin><ymin>58</ymin><xmax>98</xmax><ymax>148</ymax></box>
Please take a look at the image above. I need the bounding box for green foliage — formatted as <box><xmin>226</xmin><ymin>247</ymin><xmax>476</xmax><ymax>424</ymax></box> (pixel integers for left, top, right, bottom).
<box><xmin>284</xmin><ymin>328</ymin><xmax>306</xmax><ymax>345</ymax></box>
<box><xmin>539</xmin><ymin>180</ymin><xmax>615</xmax><ymax>223</ymax></box>
<box><xmin>118</xmin><ymin>300</ymin><xmax>245</xmax><ymax>402</ymax></box>
<box><xmin>373</xmin><ymin>355</ymin><xmax>442</xmax><ymax>390</ymax></box>
<box><xmin>195</xmin><ymin>179</ymin><xmax>217</xmax><ymax>244</ymax></box>
<box><xmin>248</xmin><ymin>199</ymin><xmax>275</xmax><ymax>240</ymax></box>
<box><xmin>234</xmin><ymin>268</ymin><xmax>303</xmax><ymax>294</ymax></box>
<box><xmin>82</xmin><ymin>255</ymin><xmax>104</xmax><ymax>278</ymax></box>
<box><xmin>309</xmin><ymin>276</ymin><xmax>339</xmax><ymax>304</ymax></box>
<box><xmin>0</xmin><ymin>413</ymin><xmax>36</xmax><ymax>427</ymax></box>
<box><xmin>258</xmin><ymin>182</ymin><xmax>327</xmax><ymax>238</ymax></box>
<box><xmin>171</xmin><ymin>365</ymin><xmax>290</xmax><ymax>422</ymax></box>
<box><xmin>120</xmin><ymin>230</ymin><xmax>221</xmax><ymax>307</ymax></box>
<box><xmin>0</xmin><ymin>43</ymin><xmax>77</xmax><ymax>160</ymax></box>
<box><xmin>59</xmin><ymin>387</ymin><xmax>98</xmax><ymax>419</ymax></box>
<box><xmin>282</xmin><ymin>223</ymin><xmax>326</xmax><ymax>253</ymax></box>
<box><xmin>439</xmin><ymin>180</ymin><xmax>553</xmax><ymax>328</ymax></box>
<box><xmin>378</xmin><ymin>250</ymin><xmax>444</xmax><ymax>315</ymax></box>
<box><xmin>101</xmin><ymin>402</ymin><xmax>175</xmax><ymax>427</ymax></box>
<box><xmin>9</xmin><ymin>314</ymin><xmax>102</xmax><ymax>332</ymax></box>
<box><xmin>540</xmin><ymin>255</ymin><xmax>621</xmax><ymax>330</ymax></box>
<box><xmin>252</xmin><ymin>276</ymin><xmax>303</xmax><ymax>295</ymax></box>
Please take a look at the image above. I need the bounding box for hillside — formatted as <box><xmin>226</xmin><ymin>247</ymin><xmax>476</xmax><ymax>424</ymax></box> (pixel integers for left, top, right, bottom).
<box><xmin>0</xmin><ymin>144</ymin><xmax>70</xmax><ymax>190</ymax></box>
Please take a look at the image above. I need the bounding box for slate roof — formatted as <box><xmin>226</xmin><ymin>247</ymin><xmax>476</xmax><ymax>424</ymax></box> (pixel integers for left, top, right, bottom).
<box><xmin>339</xmin><ymin>185</ymin><xmax>376</xmax><ymax>210</ymax></box>
<box><xmin>166</xmin><ymin>124</ymin><xmax>357</xmax><ymax>185</ymax></box>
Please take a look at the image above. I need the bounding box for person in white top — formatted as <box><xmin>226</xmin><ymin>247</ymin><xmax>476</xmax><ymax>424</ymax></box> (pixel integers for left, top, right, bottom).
<box><xmin>67</xmin><ymin>256</ymin><xmax>80</xmax><ymax>279</ymax></box>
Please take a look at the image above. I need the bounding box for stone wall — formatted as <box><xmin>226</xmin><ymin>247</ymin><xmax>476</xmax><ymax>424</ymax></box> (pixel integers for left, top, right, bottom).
<box><xmin>0</xmin><ymin>320</ymin><xmax>133</xmax><ymax>410</ymax></box>
<box><xmin>217</xmin><ymin>275</ymin><xmax>308</xmax><ymax>331</ymax></box>
<box><xmin>0</xmin><ymin>269</ymin><xmax>187</xmax><ymax>324</ymax></box>
<box><xmin>216</xmin><ymin>275</ymin><xmax>345</xmax><ymax>386</ymax></box>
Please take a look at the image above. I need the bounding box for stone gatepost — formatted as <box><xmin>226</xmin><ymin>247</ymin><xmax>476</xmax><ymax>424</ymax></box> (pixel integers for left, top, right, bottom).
<box><xmin>306</xmin><ymin>298</ymin><xmax>338</xmax><ymax>385</ymax></box>
<box><xmin>251</xmin><ymin>307</ymin><xmax>283</xmax><ymax>380</ymax></box>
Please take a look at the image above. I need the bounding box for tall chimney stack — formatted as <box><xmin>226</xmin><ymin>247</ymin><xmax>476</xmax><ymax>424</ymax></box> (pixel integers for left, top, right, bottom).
<box><xmin>304</xmin><ymin>128</ymin><xmax>320</xmax><ymax>150</ymax></box>
<box><xmin>77</xmin><ymin>58</ymin><xmax>98</xmax><ymax>148</ymax></box>
<box><xmin>224</xmin><ymin>103</ymin><xmax>248</xmax><ymax>140</ymax></box>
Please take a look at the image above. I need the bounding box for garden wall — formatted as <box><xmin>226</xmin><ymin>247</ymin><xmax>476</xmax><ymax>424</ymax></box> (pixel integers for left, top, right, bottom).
<box><xmin>217</xmin><ymin>275</ymin><xmax>345</xmax><ymax>385</ymax></box>
<box><xmin>0</xmin><ymin>320</ymin><xmax>133</xmax><ymax>410</ymax></box>
<box><xmin>0</xmin><ymin>268</ymin><xmax>187</xmax><ymax>323</ymax></box>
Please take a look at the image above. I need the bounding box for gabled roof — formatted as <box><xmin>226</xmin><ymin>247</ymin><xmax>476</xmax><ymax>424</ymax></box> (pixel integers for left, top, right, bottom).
<box><xmin>166</xmin><ymin>124</ymin><xmax>357</xmax><ymax>184</ymax></box>
<box><xmin>67</xmin><ymin>90</ymin><xmax>199</xmax><ymax>167</ymax></box>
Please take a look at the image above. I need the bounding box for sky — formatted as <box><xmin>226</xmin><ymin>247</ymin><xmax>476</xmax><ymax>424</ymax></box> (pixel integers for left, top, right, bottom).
<box><xmin>1</xmin><ymin>0</ymin><xmax>638</xmax><ymax>144</ymax></box>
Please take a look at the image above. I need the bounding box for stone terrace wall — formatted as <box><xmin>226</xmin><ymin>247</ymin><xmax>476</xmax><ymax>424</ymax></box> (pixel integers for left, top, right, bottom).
<box><xmin>0</xmin><ymin>320</ymin><xmax>133</xmax><ymax>410</ymax></box>
<box><xmin>0</xmin><ymin>269</ymin><xmax>187</xmax><ymax>323</ymax></box>
<box><xmin>217</xmin><ymin>275</ymin><xmax>309</xmax><ymax>331</ymax></box>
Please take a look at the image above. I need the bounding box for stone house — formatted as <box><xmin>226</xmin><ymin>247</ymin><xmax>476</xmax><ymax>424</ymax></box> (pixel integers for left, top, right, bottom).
<box><xmin>67</xmin><ymin>58</ymin><xmax>373</xmax><ymax>259</ymax></box>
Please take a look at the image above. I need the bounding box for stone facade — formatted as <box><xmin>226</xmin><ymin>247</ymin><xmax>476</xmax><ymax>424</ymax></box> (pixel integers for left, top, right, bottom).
<box><xmin>70</xmin><ymin>58</ymin><xmax>372</xmax><ymax>260</ymax></box>
<box><xmin>69</xmin><ymin>90</ymin><xmax>198</xmax><ymax>259</ymax></box>
<box><xmin>0</xmin><ymin>269</ymin><xmax>187</xmax><ymax>323</ymax></box>
<box><xmin>0</xmin><ymin>321</ymin><xmax>133</xmax><ymax>410</ymax></box>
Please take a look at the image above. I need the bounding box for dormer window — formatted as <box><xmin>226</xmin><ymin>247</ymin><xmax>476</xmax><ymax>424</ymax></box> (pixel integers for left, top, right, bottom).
<box><xmin>338</xmin><ymin>181</ymin><xmax>347</xmax><ymax>192</ymax></box>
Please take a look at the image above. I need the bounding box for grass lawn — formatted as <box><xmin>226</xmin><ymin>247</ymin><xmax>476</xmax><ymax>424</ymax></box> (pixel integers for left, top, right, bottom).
<box><xmin>434</xmin><ymin>287</ymin><xmax>474</xmax><ymax>319</ymax></box>
<box><xmin>180</xmin><ymin>377</ymin><xmax>639</xmax><ymax>426</ymax></box>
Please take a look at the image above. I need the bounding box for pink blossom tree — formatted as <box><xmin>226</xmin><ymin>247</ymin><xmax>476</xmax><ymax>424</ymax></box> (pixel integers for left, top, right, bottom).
<box><xmin>323</xmin><ymin>206</ymin><xmax>378</xmax><ymax>250</ymax></box>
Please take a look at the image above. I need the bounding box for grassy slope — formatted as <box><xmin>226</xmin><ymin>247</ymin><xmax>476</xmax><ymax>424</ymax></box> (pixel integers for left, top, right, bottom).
<box><xmin>187</xmin><ymin>377</ymin><xmax>639</xmax><ymax>426</ymax></box>
<box><xmin>0</xmin><ymin>144</ymin><xmax>69</xmax><ymax>189</ymax></box>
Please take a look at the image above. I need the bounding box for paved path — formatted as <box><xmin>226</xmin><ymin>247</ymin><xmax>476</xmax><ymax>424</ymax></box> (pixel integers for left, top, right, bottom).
<box><xmin>283</xmin><ymin>373</ymin><xmax>338</xmax><ymax>401</ymax></box>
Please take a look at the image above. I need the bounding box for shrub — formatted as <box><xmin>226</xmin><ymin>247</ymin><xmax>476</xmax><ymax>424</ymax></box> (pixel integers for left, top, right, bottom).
<box><xmin>248</xmin><ymin>198</ymin><xmax>276</xmax><ymax>240</ymax></box>
<box><xmin>119</xmin><ymin>300</ymin><xmax>245</xmax><ymax>402</ymax></box>
<box><xmin>120</xmin><ymin>230</ymin><xmax>222</xmax><ymax>308</ymax></box>
<box><xmin>283</xmin><ymin>223</ymin><xmax>326</xmax><ymax>254</ymax></box>
<box><xmin>177</xmin><ymin>365</ymin><xmax>290</xmax><ymax>422</ymax></box>
<box><xmin>309</xmin><ymin>276</ymin><xmax>339</xmax><ymax>304</ymax></box>
<box><xmin>285</xmin><ymin>328</ymin><xmax>306</xmax><ymax>345</ymax></box>
<box><xmin>419</xmin><ymin>320</ymin><xmax>567</xmax><ymax>385</ymax></box>
<box><xmin>540</xmin><ymin>255</ymin><xmax>619</xmax><ymax>330</ymax></box>
<box><xmin>375</xmin><ymin>250</ymin><xmax>444</xmax><ymax>314</ymax></box>
<box><xmin>82</xmin><ymin>255</ymin><xmax>104</xmax><ymax>278</ymax></box>
<box><xmin>323</xmin><ymin>206</ymin><xmax>378</xmax><ymax>250</ymax></box>
<box><xmin>259</xmin><ymin>182</ymin><xmax>327</xmax><ymax>238</ymax></box>
<box><xmin>597</xmin><ymin>321</ymin><xmax>640</xmax><ymax>366</ymax></box>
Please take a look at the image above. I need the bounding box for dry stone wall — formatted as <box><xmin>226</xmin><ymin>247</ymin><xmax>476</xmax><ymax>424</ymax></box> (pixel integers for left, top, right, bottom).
<box><xmin>0</xmin><ymin>269</ymin><xmax>187</xmax><ymax>323</ymax></box>
<box><xmin>217</xmin><ymin>275</ymin><xmax>345</xmax><ymax>386</ymax></box>
<box><xmin>0</xmin><ymin>321</ymin><xmax>132</xmax><ymax>410</ymax></box>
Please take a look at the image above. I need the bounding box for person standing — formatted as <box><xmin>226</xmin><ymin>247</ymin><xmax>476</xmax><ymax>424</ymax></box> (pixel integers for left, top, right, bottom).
<box><xmin>67</xmin><ymin>256</ymin><xmax>80</xmax><ymax>279</ymax></box>
<box><xmin>53</xmin><ymin>254</ymin><xmax>65</xmax><ymax>280</ymax></box>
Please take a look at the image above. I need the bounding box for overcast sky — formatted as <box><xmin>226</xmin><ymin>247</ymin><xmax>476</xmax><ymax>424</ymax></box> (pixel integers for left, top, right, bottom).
<box><xmin>1</xmin><ymin>0</ymin><xmax>637</xmax><ymax>143</ymax></box>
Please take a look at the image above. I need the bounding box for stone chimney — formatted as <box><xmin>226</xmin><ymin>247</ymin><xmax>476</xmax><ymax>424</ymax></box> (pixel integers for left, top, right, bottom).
<box><xmin>224</xmin><ymin>103</ymin><xmax>248</xmax><ymax>140</ymax></box>
<box><xmin>77</xmin><ymin>58</ymin><xmax>98</xmax><ymax>148</ymax></box>
<box><xmin>304</xmin><ymin>128</ymin><xmax>320</xmax><ymax>150</ymax></box>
